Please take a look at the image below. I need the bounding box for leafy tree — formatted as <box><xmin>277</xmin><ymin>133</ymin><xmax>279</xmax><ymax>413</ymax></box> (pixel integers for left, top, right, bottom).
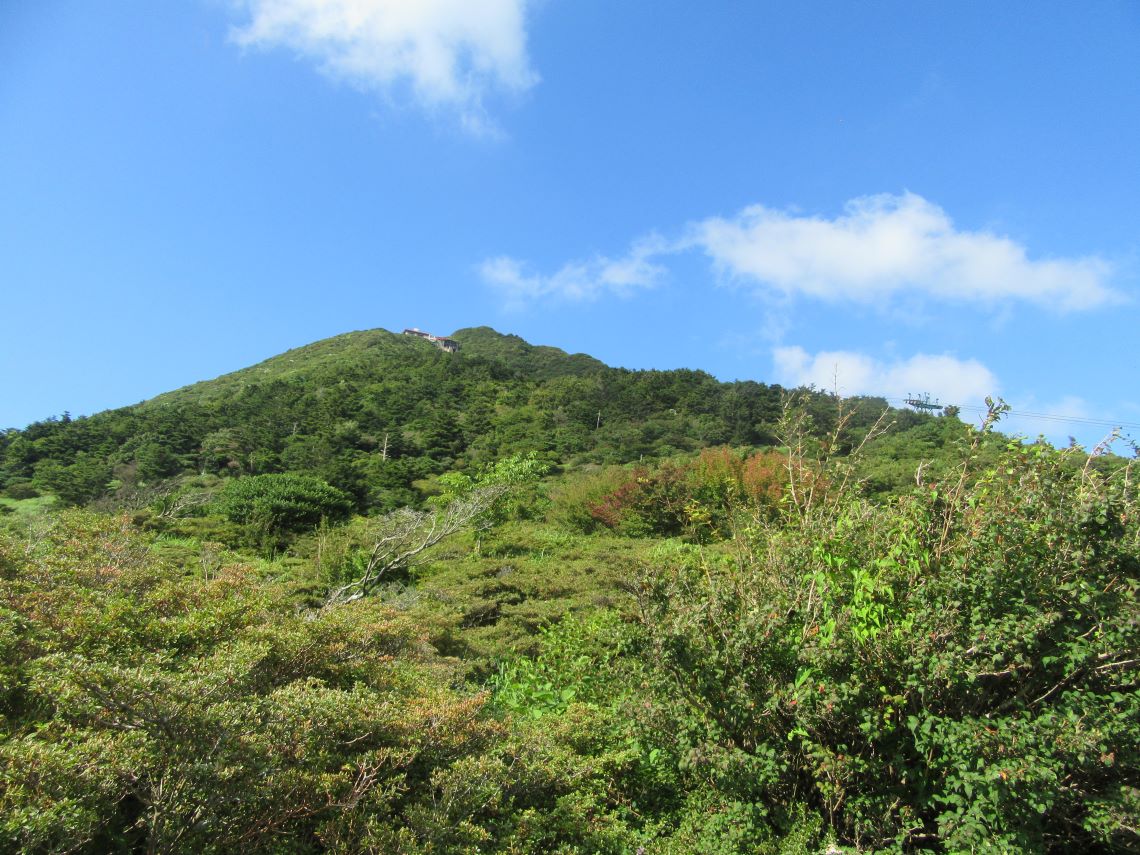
<box><xmin>134</xmin><ymin>440</ymin><xmax>180</xmax><ymax>482</ymax></box>
<box><xmin>31</xmin><ymin>452</ymin><xmax>110</xmax><ymax>505</ymax></box>
<box><xmin>198</xmin><ymin>428</ymin><xmax>245</xmax><ymax>475</ymax></box>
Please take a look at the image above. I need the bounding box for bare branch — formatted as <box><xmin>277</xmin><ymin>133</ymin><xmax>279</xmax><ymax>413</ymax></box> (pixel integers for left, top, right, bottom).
<box><xmin>320</xmin><ymin>484</ymin><xmax>508</xmax><ymax>610</ymax></box>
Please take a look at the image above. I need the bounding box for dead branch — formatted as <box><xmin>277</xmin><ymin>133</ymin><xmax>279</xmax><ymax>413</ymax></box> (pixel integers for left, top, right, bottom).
<box><xmin>321</xmin><ymin>484</ymin><xmax>508</xmax><ymax>610</ymax></box>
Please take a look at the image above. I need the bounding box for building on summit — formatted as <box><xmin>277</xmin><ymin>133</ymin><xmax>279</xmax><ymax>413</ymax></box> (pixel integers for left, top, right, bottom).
<box><xmin>402</xmin><ymin>328</ymin><xmax>459</xmax><ymax>353</ymax></box>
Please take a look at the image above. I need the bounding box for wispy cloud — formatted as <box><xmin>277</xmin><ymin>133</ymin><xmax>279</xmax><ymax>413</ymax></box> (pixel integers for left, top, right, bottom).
<box><xmin>772</xmin><ymin>345</ymin><xmax>999</xmax><ymax>405</ymax></box>
<box><xmin>230</xmin><ymin>0</ymin><xmax>537</xmax><ymax>133</ymax></box>
<box><xmin>484</xmin><ymin>192</ymin><xmax>1118</xmax><ymax>310</ymax></box>
<box><xmin>690</xmin><ymin>193</ymin><xmax>1116</xmax><ymax>311</ymax></box>
<box><xmin>479</xmin><ymin>237</ymin><xmax>668</xmax><ymax>308</ymax></box>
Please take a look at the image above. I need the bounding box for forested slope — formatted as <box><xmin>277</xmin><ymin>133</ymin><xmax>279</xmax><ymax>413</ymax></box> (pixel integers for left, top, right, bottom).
<box><xmin>1</xmin><ymin>326</ymin><xmax>910</xmax><ymax>509</ymax></box>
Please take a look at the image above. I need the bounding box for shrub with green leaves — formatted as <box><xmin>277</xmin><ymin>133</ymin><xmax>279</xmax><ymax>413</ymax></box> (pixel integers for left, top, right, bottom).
<box><xmin>0</xmin><ymin>511</ymin><xmax>680</xmax><ymax>853</ymax></box>
<box><xmin>214</xmin><ymin>472</ymin><xmax>353</xmax><ymax>549</ymax></box>
<box><xmin>639</xmin><ymin>439</ymin><xmax>1140</xmax><ymax>850</ymax></box>
<box><xmin>546</xmin><ymin>466</ymin><xmax>631</xmax><ymax>533</ymax></box>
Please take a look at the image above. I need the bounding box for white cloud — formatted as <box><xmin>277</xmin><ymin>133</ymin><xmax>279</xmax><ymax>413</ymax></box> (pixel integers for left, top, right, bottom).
<box><xmin>768</xmin><ymin>353</ymin><xmax>1122</xmax><ymax>449</ymax></box>
<box><xmin>690</xmin><ymin>193</ymin><xmax>1115</xmax><ymax>311</ymax></box>
<box><xmin>481</xmin><ymin>192</ymin><xmax>1118</xmax><ymax>311</ymax></box>
<box><xmin>479</xmin><ymin>237</ymin><xmax>668</xmax><ymax>307</ymax></box>
<box><xmin>772</xmin><ymin>345</ymin><xmax>999</xmax><ymax>405</ymax></box>
<box><xmin>230</xmin><ymin>0</ymin><xmax>537</xmax><ymax>131</ymax></box>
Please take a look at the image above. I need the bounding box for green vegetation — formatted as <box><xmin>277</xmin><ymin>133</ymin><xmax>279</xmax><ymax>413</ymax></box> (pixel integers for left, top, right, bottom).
<box><xmin>638</xmin><ymin>434</ymin><xmax>1139</xmax><ymax>851</ymax></box>
<box><xmin>0</xmin><ymin>327</ymin><xmax>880</xmax><ymax>513</ymax></box>
<box><xmin>1</xmin><ymin>330</ymin><xmax>1136</xmax><ymax>852</ymax></box>
<box><xmin>212</xmin><ymin>472</ymin><xmax>353</xmax><ymax>553</ymax></box>
<box><xmin>0</xmin><ymin>494</ymin><xmax>56</xmax><ymax>521</ymax></box>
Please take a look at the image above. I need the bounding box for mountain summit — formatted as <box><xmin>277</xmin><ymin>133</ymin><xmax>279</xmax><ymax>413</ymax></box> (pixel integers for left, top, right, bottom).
<box><xmin>1</xmin><ymin>325</ymin><xmax>911</xmax><ymax>509</ymax></box>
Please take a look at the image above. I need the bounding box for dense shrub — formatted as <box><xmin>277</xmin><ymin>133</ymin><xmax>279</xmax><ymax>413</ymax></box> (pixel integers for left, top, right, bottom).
<box><xmin>3</xmin><ymin>482</ymin><xmax>39</xmax><ymax>500</ymax></box>
<box><xmin>576</xmin><ymin>448</ymin><xmax>789</xmax><ymax>540</ymax></box>
<box><xmin>639</xmin><ymin>439</ymin><xmax>1140</xmax><ymax>850</ymax></box>
<box><xmin>214</xmin><ymin>473</ymin><xmax>353</xmax><ymax>550</ymax></box>
<box><xmin>545</xmin><ymin>466</ymin><xmax>630</xmax><ymax>533</ymax></box>
<box><xmin>588</xmin><ymin>461</ymin><xmax>692</xmax><ymax>537</ymax></box>
<box><xmin>0</xmin><ymin>513</ymin><xmax>662</xmax><ymax>853</ymax></box>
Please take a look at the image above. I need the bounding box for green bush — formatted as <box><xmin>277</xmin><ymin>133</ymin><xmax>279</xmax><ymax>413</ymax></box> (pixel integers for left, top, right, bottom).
<box><xmin>214</xmin><ymin>473</ymin><xmax>353</xmax><ymax>550</ymax></box>
<box><xmin>3</xmin><ymin>482</ymin><xmax>39</xmax><ymax>500</ymax></box>
<box><xmin>0</xmin><ymin>511</ymin><xmax>507</xmax><ymax>853</ymax></box>
<box><xmin>545</xmin><ymin>466</ymin><xmax>630</xmax><ymax>533</ymax></box>
<box><xmin>639</xmin><ymin>440</ymin><xmax>1140</xmax><ymax>850</ymax></box>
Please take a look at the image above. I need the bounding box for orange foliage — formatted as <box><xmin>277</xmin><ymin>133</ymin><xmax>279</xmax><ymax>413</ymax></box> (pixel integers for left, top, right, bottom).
<box><xmin>742</xmin><ymin>451</ymin><xmax>785</xmax><ymax>508</ymax></box>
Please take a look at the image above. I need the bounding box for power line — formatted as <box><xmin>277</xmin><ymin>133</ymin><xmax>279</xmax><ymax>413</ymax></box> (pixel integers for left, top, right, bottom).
<box><xmin>882</xmin><ymin>398</ymin><xmax>1140</xmax><ymax>432</ymax></box>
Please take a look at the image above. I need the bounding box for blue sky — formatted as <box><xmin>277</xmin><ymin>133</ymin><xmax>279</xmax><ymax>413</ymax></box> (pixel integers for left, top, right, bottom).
<box><xmin>2</xmin><ymin>1</ymin><xmax>1138</xmax><ymax>449</ymax></box>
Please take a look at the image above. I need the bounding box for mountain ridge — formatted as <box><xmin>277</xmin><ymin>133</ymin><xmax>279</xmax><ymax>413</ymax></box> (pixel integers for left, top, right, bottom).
<box><xmin>1</xmin><ymin>325</ymin><xmax>944</xmax><ymax>509</ymax></box>
<box><xmin>143</xmin><ymin>326</ymin><xmax>606</xmax><ymax>410</ymax></box>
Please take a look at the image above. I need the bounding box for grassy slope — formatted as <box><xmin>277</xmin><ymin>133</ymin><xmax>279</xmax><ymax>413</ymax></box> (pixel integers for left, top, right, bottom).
<box><xmin>145</xmin><ymin>326</ymin><xmax>604</xmax><ymax>409</ymax></box>
<box><xmin>449</xmin><ymin>326</ymin><xmax>606</xmax><ymax>380</ymax></box>
<box><xmin>144</xmin><ymin>329</ymin><xmax>423</xmax><ymax>407</ymax></box>
<box><xmin>0</xmin><ymin>495</ymin><xmax>57</xmax><ymax>519</ymax></box>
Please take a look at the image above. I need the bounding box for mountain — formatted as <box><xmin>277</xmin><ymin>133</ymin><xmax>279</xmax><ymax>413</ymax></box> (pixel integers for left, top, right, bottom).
<box><xmin>0</xmin><ymin>326</ymin><xmax>922</xmax><ymax>507</ymax></box>
<box><xmin>144</xmin><ymin>326</ymin><xmax>605</xmax><ymax>410</ymax></box>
